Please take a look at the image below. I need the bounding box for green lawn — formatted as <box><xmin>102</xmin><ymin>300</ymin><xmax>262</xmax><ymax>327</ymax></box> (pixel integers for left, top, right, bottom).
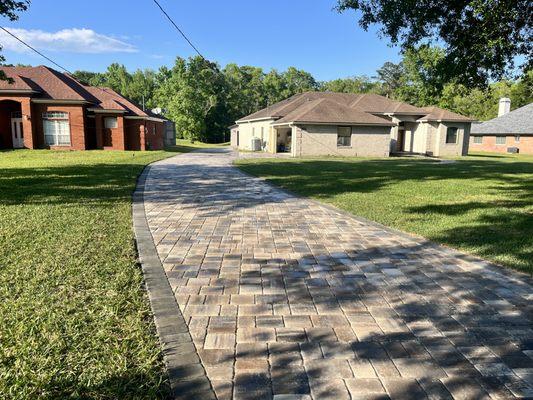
<box><xmin>0</xmin><ymin>144</ymin><xmax>210</xmax><ymax>399</ymax></box>
<box><xmin>236</xmin><ymin>152</ymin><xmax>533</xmax><ymax>273</ymax></box>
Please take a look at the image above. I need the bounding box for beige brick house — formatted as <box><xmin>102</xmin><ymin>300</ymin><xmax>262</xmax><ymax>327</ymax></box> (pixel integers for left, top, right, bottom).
<box><xmin>231</xmin><ymin>92</ymin><xmax>473</xmax><ymax>157</ymax></box>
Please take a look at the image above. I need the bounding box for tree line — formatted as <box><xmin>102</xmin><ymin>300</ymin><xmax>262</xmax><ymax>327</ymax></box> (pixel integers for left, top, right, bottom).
<box><xmin>73</xmin><ymin>47</ymin><xmax>532</xmax><ymax>143</ymax></box>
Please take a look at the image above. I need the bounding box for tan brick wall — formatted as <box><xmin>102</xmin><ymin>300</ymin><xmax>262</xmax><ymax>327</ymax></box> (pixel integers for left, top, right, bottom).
<box><xmin>469</xmin><ymin>135</ymin><xmax>533</xmax><ymax>154</ymax></box>
<box><xmin>294</xmin><ymin>125</ymin><xmax>390</xmax><ymax>157</ymax></box>
<box><xmin>434</xmin><ymin>122</ymin><xmax>470</xmax><ymax>157</ymax></box>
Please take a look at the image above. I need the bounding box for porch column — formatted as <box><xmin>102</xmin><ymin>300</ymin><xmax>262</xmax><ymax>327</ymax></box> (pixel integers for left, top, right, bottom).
<box><xmin>269</xmin><ymin>127</ymin><xmax>277</xmax><ymax>153</ymax></box>
<box><xmin>139</xmin><ymin>122</ymin><xmax>146</xmax><ymax>150</ymax></box>
<box><xmin>21</xmin><ymin>98</ymin><xmax>35</xmax><ymax>149</ymax></box>
<box><xmin>95</xmin><ymin>115</ymin><xmax>103</xmax><ymax>148</ymax></box>
<box><xmin>114</xmin><ymin>116</ymin><xmax>126</xmax><ymax>150</ymax></box>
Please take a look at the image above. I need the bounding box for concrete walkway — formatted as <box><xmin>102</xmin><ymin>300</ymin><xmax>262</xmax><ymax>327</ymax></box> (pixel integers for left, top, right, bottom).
<box><xmin>142</xmin><ymin>148</ymin><xmax>533</xmax><ymax>400</ymax></box>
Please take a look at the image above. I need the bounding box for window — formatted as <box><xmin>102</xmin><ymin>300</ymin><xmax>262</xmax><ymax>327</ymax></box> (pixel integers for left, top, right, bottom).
<box><xmin>337</xmin><ymin>126</ymin><xmax>352</xmax><ymax>147</ymax></box>
<box><xmin>104</xmin><ymin>116</ymin><xmax>118</xmax><ymax>129</ymax></box>
<box><xmin>43</xmin><ymin>112</ymin><xmax>70</xmax><ymax>146</ymax></box>
<box><xmin>496</xmin><ymin>136</ymin><xmax>506</xmax><ymax>145</ymax></box>
<box><xmin>252</xmin><ymin>127</ymin><xmax>255</xmax><ymax>136</ymax></box>
<box><xmin>261</xmin><ymin>127</ymin><xmax>264</xmax><ymax>140</ymax></box>
<box><xmin>515</xmin><ymin>135</ymin><xmax>520</xmax><ymax>143</ymax></box>
<box><xmin>445</xmin><ymin>127</ymin><xmax>458</xmax><ymax>144</ymax></box>
<box><xmin>473</xmin><ymin>136</ymin><xmax>483</xmax><ymax>144</ymax></box>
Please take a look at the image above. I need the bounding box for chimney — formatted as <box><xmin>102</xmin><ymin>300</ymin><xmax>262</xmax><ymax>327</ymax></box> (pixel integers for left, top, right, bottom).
<box><xmin>498</xmin><ymin>98</ymin><xmax>511</xmax><ymax>117</ymax></box>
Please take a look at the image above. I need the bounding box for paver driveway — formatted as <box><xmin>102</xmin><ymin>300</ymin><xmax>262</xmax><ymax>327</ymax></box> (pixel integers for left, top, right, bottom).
<box><xmin>142</xmin><ymin>148</ymin><xmax>533</xmax><ymax>400</ymax></box>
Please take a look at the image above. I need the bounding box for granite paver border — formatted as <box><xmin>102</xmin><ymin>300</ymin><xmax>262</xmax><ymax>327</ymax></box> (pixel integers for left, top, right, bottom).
<box><xmin>132</xmin><ymin>158</ymin><xmax>217</xmax><ymax>400</ymax></box>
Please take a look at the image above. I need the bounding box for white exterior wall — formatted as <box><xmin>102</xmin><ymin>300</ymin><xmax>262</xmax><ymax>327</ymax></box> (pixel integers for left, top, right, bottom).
<box><xmin>293</xmin><ymin>125</ymin><xmax>390</xmax><ymax>157</ymax></box>
<box><xmin>236</xmin><ymin>119</ymin><xmax>275</xmax><ymax>151</ymax></box>
<box><xmin>412</xmin><ymin>122</ymin><xmax>428</xmax><ymax>153</ymax></box>
<box><xmin>230</xmin><ymin>127</ymin><xmax>239</xmax><ymax>148</ymax></box>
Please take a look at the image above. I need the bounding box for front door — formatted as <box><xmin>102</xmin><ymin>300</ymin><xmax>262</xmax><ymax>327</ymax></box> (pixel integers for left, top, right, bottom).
<box><xmin>11</xmin><ymin>117</ymin><xmax>24</xmax><ymax>148</ymax></box>
<box><xmin>397</xmin><ymin>130</ymin><xmax>405</xmax><ymax>152</ymax></box>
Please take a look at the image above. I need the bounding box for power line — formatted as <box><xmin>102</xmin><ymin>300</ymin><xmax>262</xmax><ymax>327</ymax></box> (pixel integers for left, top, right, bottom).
<box><xmin>151</xmin><ymin>0</ymin><xmax>205</xmax><ymax>59</ymax></box>
<box><xmin>0</xmin><ymin>26</ymin><xmax>73</xmax><ymax>74</ymax></box>
<box><xmin>0</xmin><ymin>26</ymin><xmax>131</xmax><ymax>106</ymax></box>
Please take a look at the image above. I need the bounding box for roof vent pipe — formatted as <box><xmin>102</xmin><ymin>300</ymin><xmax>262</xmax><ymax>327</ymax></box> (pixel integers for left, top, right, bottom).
<box><xmin>498</xmin><ymin>98</ymin><xmax>511</xmax><ymax>117</ymax></box>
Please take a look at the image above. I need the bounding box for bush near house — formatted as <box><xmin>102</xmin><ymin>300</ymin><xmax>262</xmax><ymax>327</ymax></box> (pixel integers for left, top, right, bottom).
<box><xmin>236</xmin><ymin>152</ymin><xmax>533</xmax><ymax>273</ymax></box>
<box><xmin>0</xmin><ymin>143</ymin><xmax>208</xmax><ymax>399</ymax></box>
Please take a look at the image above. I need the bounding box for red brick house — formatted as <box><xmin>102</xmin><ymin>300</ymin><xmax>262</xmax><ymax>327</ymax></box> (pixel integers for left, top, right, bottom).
<box><xmin>0</xmin><ymin>65</ymin><xmax>166</xmax><ymax>151</ymax></box>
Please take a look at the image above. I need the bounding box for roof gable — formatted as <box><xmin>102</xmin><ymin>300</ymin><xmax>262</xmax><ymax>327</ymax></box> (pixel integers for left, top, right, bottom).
<box><xmin>0</xmin><ymin>65</ymin><xmax>157</xmax><ymax>118</ymax></box>
<box><xmin>274</xmin><ymin>98</ymin><xmax>394</xmax><ymax>126</ymax></box>
<box><xmin>419</xmin><ymin>106</ymin><xmax>475</xmax><ymax>122</ymax></box>
<box><xmin>236</xmin><ymin>91</ymin><xmax>450</xmax><ymax>126</ymax></box>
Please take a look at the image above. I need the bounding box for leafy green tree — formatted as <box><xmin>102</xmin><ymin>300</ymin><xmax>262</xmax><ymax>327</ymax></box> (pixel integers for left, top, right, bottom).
<box><xmin>394</xmin><ymin>46</ymin><xmax>447</xmax><ymax>106</ymax></box>
<box><xmin>282</xmin><ymin>67</ymin><xmax>318</xmax><ymax>97</ymax></box>
<box><xmin>72</xmin><ymin>70</ymin><xmax>106</xmax><ymax>87</ymax></box>
<box><xmin>374</xmin><ymin>62</ymin><xmax>403</xmax><ymax>97</ymax></box>
<box><xmin>0</xmin><ymin>0</ymin><xmax>29</xmax><ymax>81</ymax></box>
<box><xmin>439</xmin><ymin>70</ymin><xmax>533</xmax><ymax>121</ymax></box>
<box><xmin>128</xmin><ymin>69</ymin><xmax>158</xmax><ymax>109</ymax></box>
<box><xmin>336</xmin><ymin>0</ymin><xmax>532</xmax><ymax>87</ymax></box>
<box><xmin>155</xmin><ymin>56</ymin><xmax>227</xmax><ymax>142</ymax></box>
<box><xmin>263</xmin><ymin>69</ymin><xmax>288</xmax><ymax>104</ymax></box>
<box><xmin>320</xmin><ymin>76</ymin><xmax>378</xmax><ymax>93</ymax></box>
<box><xmin>223</xmin><ymin>64</ymin><xmax>266</xmax><ymax>120</ymax></box>
<box><xmin>103</xmin><ymin>63</ymin><xmax>132</xmax><ymax>97</ymax></box>
<box><xmin>510</xmin><ymin>70</ymin><xmax>533</xmax><ymax>109</ymax></box>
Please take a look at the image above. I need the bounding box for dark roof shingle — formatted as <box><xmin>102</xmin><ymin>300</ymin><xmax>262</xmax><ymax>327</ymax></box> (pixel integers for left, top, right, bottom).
<box><xmin>237</xmin><ymin>91</ymin><xmax>471</xmax><ymax>125</ymax></box>
<box><xmin>0</xmin><ymin>65</ymin><xmax>158</xmax><ymax>118</ymax></box>
<box><xmin>470</xmin><ymin>103</ymin><xmax>533</xmax><ymax>134</ymax></box>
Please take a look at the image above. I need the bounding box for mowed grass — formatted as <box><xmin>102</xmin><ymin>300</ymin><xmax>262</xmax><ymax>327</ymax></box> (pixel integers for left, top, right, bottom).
<box><xmin>0</xmin><ymin>145</ymin><xmax>208</xmax><ymax>399</ymax></box>
<box><xmin>236</xmin><ymin>152</ymin><xmax>533</xmax><ymax>273</ymax></box>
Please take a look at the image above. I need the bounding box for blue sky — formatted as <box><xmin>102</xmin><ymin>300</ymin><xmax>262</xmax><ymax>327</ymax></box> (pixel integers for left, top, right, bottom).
<box><xmin>0</xmin><ymin>0</ymin><xmax>401</xmax><ymax>81</ymax></box>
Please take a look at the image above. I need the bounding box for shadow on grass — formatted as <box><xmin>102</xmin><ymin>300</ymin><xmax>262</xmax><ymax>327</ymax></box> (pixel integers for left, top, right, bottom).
<box><xmin>0</xmin><ymin>163</ymin><xmax>146</xmax><ymax>206</ymax></box>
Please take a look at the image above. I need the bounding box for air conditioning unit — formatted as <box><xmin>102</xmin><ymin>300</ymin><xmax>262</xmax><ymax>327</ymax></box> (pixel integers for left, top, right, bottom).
<box><xmin>507</xmin><ymin>147</ymin><xmax>519</xmax><ymax>154</ymax></box>
<box><xmin>251</xmin><ymin>137</ymin><xmax>262</xmax><ymax>151</ymax></box>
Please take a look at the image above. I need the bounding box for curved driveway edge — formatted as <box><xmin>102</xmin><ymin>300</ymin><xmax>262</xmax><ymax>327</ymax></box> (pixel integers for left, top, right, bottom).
<box><xmin>133</xmin><ymin>158</ymin><xmax>216</xmax><ymax>400</ymax></box>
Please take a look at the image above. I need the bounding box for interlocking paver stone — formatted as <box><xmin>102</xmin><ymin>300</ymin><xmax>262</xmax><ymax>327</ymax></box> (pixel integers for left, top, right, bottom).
<box><xmin>143</xmin><ymin>149</ymin><xmax>533</xmax><ymax>399</ymax></box>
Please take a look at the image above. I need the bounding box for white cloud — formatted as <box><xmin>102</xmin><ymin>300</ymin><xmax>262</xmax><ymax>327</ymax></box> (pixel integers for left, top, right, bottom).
<box><xmin>0</xmin><ymin>27</ymin><xmax>138</xmax><ymax>54</ymax></box>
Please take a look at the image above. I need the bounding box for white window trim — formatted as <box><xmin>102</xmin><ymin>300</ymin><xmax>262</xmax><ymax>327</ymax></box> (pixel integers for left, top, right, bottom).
<box><xmin>104</xmin><ymin>116</ymin><xmax>118</xmax><ymax>129</ymax></box>
<box><xmin>495</xmin><ymin>136</ymin><xmax>506</xmax><ymax>145</ymax></box>
<box><xmin>473</xmin><ymin>136</ymin><xmax>483</xmax><ymax>144</ymax></box>
<box><xmin>43</xmin><ymin>111</ymin><xmax>71</xmax><ymax>146</ymax></box>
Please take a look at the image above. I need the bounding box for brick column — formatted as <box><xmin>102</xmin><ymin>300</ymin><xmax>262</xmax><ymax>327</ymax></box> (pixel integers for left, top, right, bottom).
<box><xmin>113</xmin><ymin>116</ymin><xmax>126</xmax><ymax>150</ymax></box>
<box><xmin>21</xmin><ymin>98</ymin><xmax>35</xmax><ymax>149</ymax></box>
<box><xmin>140</xmin><ymin>122</ymin><xmax>146</xmax><ymax>150</ymax></box>
<box><xmin>95</xmin><ymin>115</ymin><xmax>103</xmax><ymax>149</ymax></box>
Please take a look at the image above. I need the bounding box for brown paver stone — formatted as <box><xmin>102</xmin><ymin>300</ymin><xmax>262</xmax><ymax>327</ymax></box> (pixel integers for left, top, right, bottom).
<box><xmin>143</xmin><ymin>149</ymin><xmax>533</xmax><ymax>399</ymax></box>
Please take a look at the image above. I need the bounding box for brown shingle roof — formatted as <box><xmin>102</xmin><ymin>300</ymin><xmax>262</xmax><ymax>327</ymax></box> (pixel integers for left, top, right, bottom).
<box><xmin>273</xmin><ymin>98</ymin><xmax>394</xmax><ymax>126</ymax></box>
<box><xmin>418</xmin><ymin>106</ymin><xmax>475</xmax><ymax>122</ymax></box>
<box><xmin>0</xmin><ymin>66</ymin><xmax>90</xmax><ymax>100</ymax></box>
<box><xmin>0</xmin><ymin>65</ymin><xmax>158</xmax><ymax>118</ymax></box>
<box><xmin>236</xmin><ymin>91</ymin><xmax>466</xmax><ymax>126</ymax></box>
<box><xmin>349</xmin><ymin>93</ymin><xmax>427</xmax><ymax>114</ymax></box>
<box><xmin>0</xmin><ymin>73</ymin><xmax>35</xmax><ymax>91</ymax></box>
